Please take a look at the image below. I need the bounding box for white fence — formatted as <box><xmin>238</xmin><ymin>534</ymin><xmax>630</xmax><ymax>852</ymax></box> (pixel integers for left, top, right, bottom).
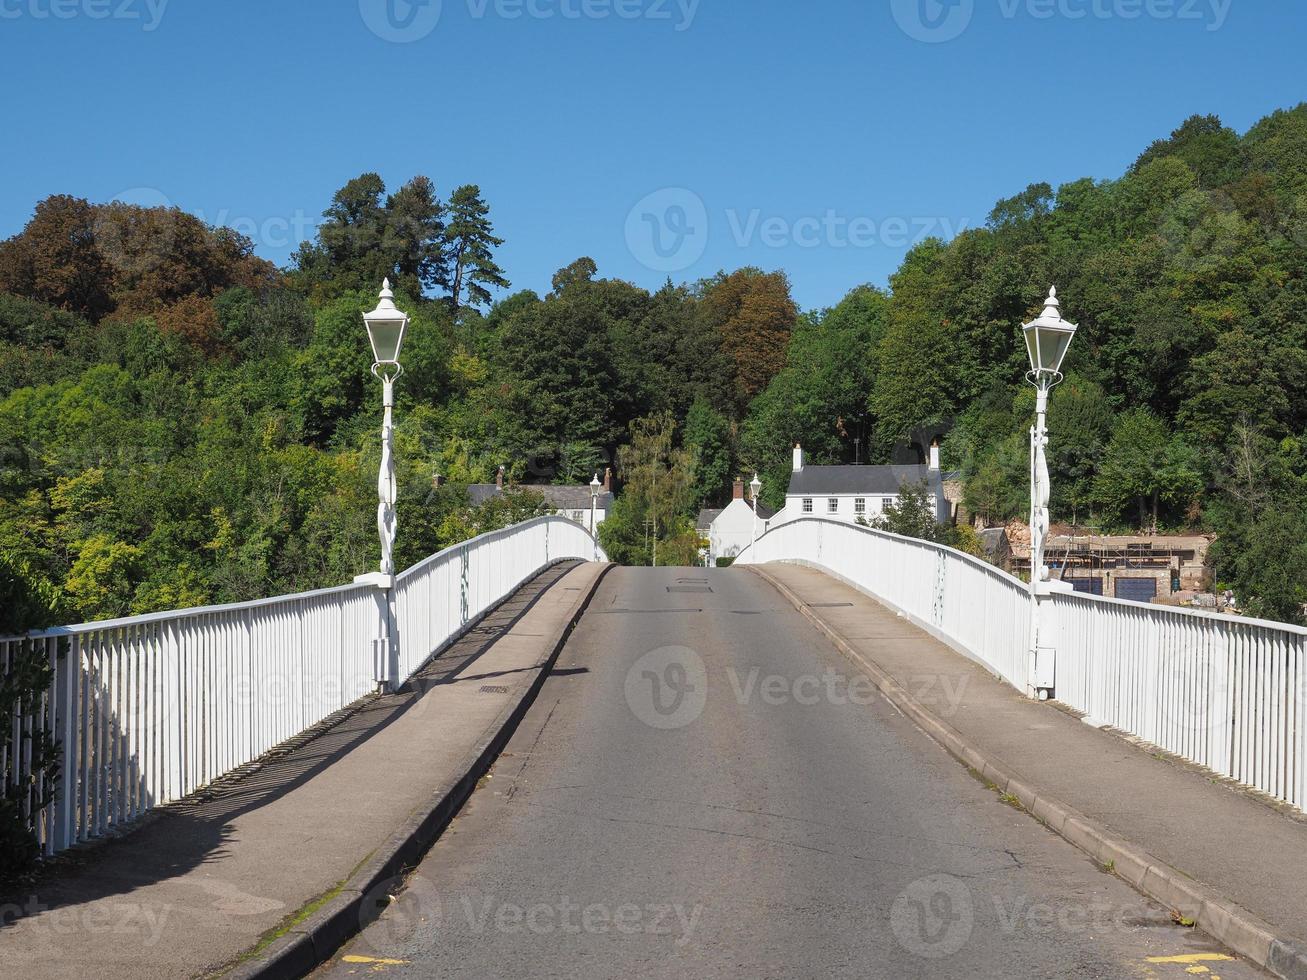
<box><xmin>736</xmin><ymin>518</ymin><xmax>1307</xmax><ymax>812</ymax></box>
<box><xmin>2</xmin><ymin>516</ymin><xmax>603</xmax><ymax>858</ymax></box>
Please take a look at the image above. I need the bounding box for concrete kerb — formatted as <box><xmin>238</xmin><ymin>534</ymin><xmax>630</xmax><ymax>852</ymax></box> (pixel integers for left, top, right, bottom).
<box><xmin>745</xmin><ymin>563</ymin><xmax>1307</xmax><ymax>980</ymax></box>
<box><xmin>222</xmin><ymin>562</ymin><xmax>616</xmax><ymax>980</ymax></box>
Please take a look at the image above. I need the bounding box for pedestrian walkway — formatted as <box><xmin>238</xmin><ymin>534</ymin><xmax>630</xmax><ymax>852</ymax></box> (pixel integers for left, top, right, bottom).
<box><xmin>0</xmin><ymin>560</ymin><xmax>607</xmax><ymax>980</ymax></box>
<box><xmin>755</xmin><ymin>562</ymin><xmax>1307</xmax><ymax>974</ymax></box>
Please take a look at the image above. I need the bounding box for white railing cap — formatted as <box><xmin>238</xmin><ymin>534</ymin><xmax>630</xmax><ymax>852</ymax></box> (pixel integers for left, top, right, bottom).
<box><xmin>0</xmin><ymin>579</ymin><xmax>377</xmax><ymax>642</ymax></box>
<box><xmin>1051</xmin><ymin>588</ymin><xmax>1307</xmax><ymax>635</ymax></box>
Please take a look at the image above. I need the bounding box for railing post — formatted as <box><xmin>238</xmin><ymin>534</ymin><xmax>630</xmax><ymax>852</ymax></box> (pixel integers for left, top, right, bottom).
<box><xmin>51</xmin><ymin>636</ymin><xmax>76</xmax><ymax>853</ymax></box>
<box><xmin>354</xmin><ymin>571</ymin><xmax>397</xmax><ymax>693</ymax></box>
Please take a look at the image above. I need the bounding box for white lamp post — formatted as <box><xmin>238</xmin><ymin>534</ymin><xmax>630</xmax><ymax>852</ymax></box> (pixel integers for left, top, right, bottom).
<box><xmin>1022</xmin><ymin>286</ymin><xmax>1077</xmax><ymax>700</ymax></box>
<box><xmin>363</xmin><ymin>278</ymin><xmax>409</xmax><ymax>578</ymax></box>
<box><xmin>750</xmin><ymin>472</ymin><xmax>762</xmax><ymax>558</ymax></box>
<box><xmin>358</xmin><ymin>279</ymin><xmax>409</xmax><ymax>694</ymax></box>
<box><xmin>589</xmin><ymin>472</ymin><xmax>601</xmax><ymax>538</ymax></box>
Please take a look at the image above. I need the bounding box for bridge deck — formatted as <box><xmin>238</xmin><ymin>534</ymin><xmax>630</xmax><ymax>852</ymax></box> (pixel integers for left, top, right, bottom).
<box><xmin>318</xmin><ymin>566</ymin><xmax>1264</xmax><ymax>978</ymax></box>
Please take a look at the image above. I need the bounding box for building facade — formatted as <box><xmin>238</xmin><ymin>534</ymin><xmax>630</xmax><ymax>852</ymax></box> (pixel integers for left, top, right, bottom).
<box><xmin>775</xmin><ymin>443</ymin><xmax>951</xmax><ymax>527</ymax></box>
<box><xmin>697</xmin><ymin>478</ymin><xmax>776</xmax><ymax>565</ymax></box>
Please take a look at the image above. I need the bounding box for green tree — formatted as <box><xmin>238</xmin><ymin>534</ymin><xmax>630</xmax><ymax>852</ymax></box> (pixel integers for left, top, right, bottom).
<box><xmin>293</xmin><ymin>174</ymin><xmax>446</xmax><ymax>300</ymax></box>
<box><xmin>608</xmin><ymin>414</ymin><xmax>693</xmax><ymax>566</ymax></box>
<box><xmin>440</xmin><ymin>185</ymin><xmax>509</xmax><ymax>320</ymax></box>
<box><xmin>871</xmin><ymin>480</ymin><xmax>946</xmax><ymax>544</ymax></box>
<box><xmin>683</xmin><ymin>396</ymin><xmax>733</xmax><ymax>509</ymax></box>
<box><xmin>1092</xmin><ymin>410</ymin><xmax>1204</xmax><ymax>530</ymax></box>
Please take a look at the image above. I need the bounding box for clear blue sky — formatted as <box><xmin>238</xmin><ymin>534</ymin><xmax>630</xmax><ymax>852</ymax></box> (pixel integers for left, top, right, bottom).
<box><xmin>0</xmin><ymin>0</ymin><xmax>1300</xmax><ymax>311</ymax></box>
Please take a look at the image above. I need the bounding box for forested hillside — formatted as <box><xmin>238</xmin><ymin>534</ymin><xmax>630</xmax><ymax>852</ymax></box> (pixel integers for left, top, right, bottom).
<box><xmin>2</xmin><ymin>104</ymin><xmax>1306</xmax><ymax>630</ymax></box>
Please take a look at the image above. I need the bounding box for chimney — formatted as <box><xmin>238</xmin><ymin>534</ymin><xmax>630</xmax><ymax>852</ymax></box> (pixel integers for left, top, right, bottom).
<box><xmin>496</xmin><ymin>465</ymin><xmax>505</xmax><ymax>490</ymax></box>
<box><xmin>929</xmin><ymin>439</ymin><xmax>941</xmax><ymax>472</ymax></box>
<box><xmin>733</xmin><ymin>477</ymin><xmax>745</xmax><ymax>501</ymax></box>
<box><xmin>793</xmin><ymin>442</ymin><xmax>804</xmax><ymax>473</ymax></box>
<box><xmin>603</xmin><ymin>467</ymin><xmax>612</xmax><ymax>492</ymax></box>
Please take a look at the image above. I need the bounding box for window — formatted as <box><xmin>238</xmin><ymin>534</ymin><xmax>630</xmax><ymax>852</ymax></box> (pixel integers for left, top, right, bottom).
<box><xmin>883</xmin><ymin>497</ymin><xmax>896</xmax><ymax>510</ymax></box>
<box><xmin>802</xmin><ymin>498</ymin><xmax>813</xmax><ymax>514</ymax></box>
<box><xmin>828</xmin><ymin>498</ymin><xmax>839</xmax><ymax>514</ymax></box>
<box><xmin>854</xmin><ymin>498</ymin><xmax>866</xmax><ymax>515</ymax></box>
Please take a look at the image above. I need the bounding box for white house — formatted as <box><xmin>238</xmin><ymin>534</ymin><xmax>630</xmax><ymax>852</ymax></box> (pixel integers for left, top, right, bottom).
<box><xmin>467</xmin><ymin>467</ymin><xmax>615</xmax><ymax>534</ymax></box>
<box><xmin>775</xmin><ymin>443</ymin><xmax>950</xmax><ymax>527</ymax></box>
<box><xmin>697</xmin><ymin>478</ymin><xmax>776</xmax><ymax>565</ymax></box>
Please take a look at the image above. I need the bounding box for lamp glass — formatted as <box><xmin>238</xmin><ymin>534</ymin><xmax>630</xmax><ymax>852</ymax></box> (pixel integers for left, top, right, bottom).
<box><xmin>1024</xmin><ymin>322</ymin><xmax>1075</xmax><ymax>376</ymax></box>
<box><xmin>365</xmin><ymin>315</ymin><xmax>407</xmax><ymax>365</ymax></box>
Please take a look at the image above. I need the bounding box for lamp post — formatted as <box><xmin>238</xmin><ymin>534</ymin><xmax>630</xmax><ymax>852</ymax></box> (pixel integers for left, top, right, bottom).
<box><xmin>363</xmin><ymin>279</ymin><xmax>410</xmax><ymax>576</ymax></box>
<box><xmin>1022</xmin><ymin>286</ymin><xmax>1077</xmax><ymax>700</ymax></box>
<box><xmin>359</xmin><ymin>279</ymin><xmax>409</xmax><ymax>692</ymax></box>
<box><xmin>589</xmin><ymin>472</ymin><xmax>602</xmax><ymax>560</ymax></box>
<box><xmin>750</xmin><ymin>472</ymin><xmax>762</xmax><ymax>558</ymax></box>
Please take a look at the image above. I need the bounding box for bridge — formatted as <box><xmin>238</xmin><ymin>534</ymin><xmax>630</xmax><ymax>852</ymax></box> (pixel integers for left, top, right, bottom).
<box><xmin>2</xmin><ymin>517</ymin><xmax>1306</xmax><ymax>978</ymax></box>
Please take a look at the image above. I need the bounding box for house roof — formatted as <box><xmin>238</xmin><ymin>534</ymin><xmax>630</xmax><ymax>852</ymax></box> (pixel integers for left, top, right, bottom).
<box><xmin>978</xmin><ymin>528</ymin><xmax>1010</xmax><ymax>556</ymax></box>
<box><xmin>787</xmin><ymin>464</ymin><xmax>940</xmax><ymax>496</ymax></box>
<box><xmin>467</xmin><ymin>485</ymin><xmax>615</xmax><ymax>510</ymax></box>
<box><xmin>696</xmin><ymin>508</ymin><xmax>723</xmax><ymax>530</ymax></box>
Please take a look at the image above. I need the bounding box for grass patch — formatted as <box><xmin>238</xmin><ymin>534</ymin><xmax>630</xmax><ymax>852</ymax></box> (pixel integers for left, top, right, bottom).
<box><xmin>998</xmin><ymin>792</ymin><xmax>1025</xmax><ymax>811</ymax></box>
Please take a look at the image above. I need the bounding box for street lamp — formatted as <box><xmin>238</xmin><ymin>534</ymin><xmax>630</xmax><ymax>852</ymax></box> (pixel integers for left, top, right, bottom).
<box><xmin>362</xmin><ymin>279</ymin><xmax>410</xmax><ymax>578</ymax></box>
<box><xmin>750</xmin><ymin>472</ymin><xmax>762</xmax><ymax>557</ymax></box>
<box><xmin>1022</xmin><ymin>286</ymin><xmax>1077</xmax><ymax>700</ymax></box>
<box><xmin>589</xmin><ymin>472</ymin><xmax>601</xmax><ymax>536</ymax></box>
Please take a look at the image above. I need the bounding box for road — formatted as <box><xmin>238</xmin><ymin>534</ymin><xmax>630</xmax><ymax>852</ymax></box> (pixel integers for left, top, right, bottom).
<box><xmin>317</xmin><ymin>567</ymin><xmax>1259</xmax><ymax>979</ymax></box>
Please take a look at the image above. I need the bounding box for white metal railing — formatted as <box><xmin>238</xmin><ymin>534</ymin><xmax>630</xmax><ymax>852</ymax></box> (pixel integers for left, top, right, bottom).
<box><xmin>1050</xmin><ymin>591</ymin><xmax>1306</xmax><ymax>810</ymax></box>
<box><xmin>736</xmin><ymin>518</ymin><xmax>1307</xmax><ymax>812</ymax></box>
<box><xmin>392</xmin><ymin>516</ymin><xmax>603</xmax><ymax>683</ymax></box>
<box><xmin>736</xmin><ymin>519</ymin><xmax>1031</xmax><ymax>689</ymax></box>
<box><xmin>1</xmin><ymin>516</ymin><xmax>603</xmax><ymax>858</ymax></box>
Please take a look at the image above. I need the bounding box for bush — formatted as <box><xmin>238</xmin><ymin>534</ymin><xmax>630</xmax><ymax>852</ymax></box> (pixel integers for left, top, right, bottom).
<box><xmin>0</xmin><ymin>554</ymin><xmax>62</xmax><ymax>879</ymax></box>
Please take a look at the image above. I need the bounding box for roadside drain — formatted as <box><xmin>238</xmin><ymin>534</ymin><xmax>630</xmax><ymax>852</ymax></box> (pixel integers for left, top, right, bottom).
<box><xmin>479</xmin><ymin>685</ymin><xmax>510</xmax><ymax>694</ymax></box>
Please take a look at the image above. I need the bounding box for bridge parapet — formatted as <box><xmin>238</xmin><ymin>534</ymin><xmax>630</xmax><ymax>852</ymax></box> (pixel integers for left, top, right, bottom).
<box><xmin>1</xmin><ymin>516</ymin><xmax>605</xmax><ymax>859</ymax></box>
<box><xmin>735</xmin><ymin>518</ymin><xmax>1307</xmax><ymax>812</ymax></box>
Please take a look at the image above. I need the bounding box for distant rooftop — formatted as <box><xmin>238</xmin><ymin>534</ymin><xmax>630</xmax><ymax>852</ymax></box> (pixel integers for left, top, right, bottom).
<box><xmin>468</xmin><ymin>484</ymin><xmax>615</xmax><ymax>510</ymax></box>
<box><xmin>787</xmin><ymin>464</ymin><xmax>940</xmax><ymax>496</ymax></box>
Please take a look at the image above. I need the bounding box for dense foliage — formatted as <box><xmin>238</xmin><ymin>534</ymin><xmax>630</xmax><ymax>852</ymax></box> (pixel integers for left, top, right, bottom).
<box><xmin>1</xmin><ymin>104</ymin><xmax>1306</xmax><ymax>630</ymax></box>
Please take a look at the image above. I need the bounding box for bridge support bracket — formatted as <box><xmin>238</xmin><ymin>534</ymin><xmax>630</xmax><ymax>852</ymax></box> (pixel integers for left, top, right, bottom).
<box><xmin>355</xmin><ymin>572</ymin><xmax>398</xmax><ymax>693</ymax></box>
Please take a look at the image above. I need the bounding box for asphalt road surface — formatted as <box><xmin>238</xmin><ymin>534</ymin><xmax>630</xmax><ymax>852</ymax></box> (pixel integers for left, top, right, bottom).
<box><xmin>317</xmin><ymin>567</ymin><xmax>1260</xmax><ymax>979</ymax></box>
